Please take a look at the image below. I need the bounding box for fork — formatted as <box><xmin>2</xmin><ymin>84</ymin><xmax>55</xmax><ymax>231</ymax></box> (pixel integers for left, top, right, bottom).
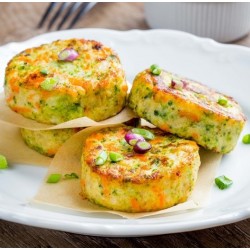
<box><xmin>38</xmin><ymin>2</ymin><xmax>97</xmax><ymax>30</ymax></box>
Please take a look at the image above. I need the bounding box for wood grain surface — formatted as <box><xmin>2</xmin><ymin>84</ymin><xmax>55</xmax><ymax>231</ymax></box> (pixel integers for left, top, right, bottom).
<box><xmin>0</xmin><ymin>2</ymin><xmax>249</xmax><ymax>247</ymax></box>
<box><xmin>0</xmin><ymin>219</ymin><xmax>249</xmax><ymax>248</ymax></box>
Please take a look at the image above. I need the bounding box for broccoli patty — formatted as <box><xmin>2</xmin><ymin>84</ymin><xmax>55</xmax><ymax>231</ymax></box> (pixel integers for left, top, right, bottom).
<box><xmin>5</xmin><ymin>38</ymin><xmax>128</xmax><ymax>124</ymax></box>
<box><xmin>81</xmin><ymin>125</ymin><xmax>200</xmax><ymax>213</ymax></box>
<box><xmin>128</xmin><ymin>68</ymin><xmax>246</xmax><ymax>154</ymax></box>
<box><xmin>21</xmin><ymin>128</ymin><xmax>81</xmax><ymax>157</ymax></box>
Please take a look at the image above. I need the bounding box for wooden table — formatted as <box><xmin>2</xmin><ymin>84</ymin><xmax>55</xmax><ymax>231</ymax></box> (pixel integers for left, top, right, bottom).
<box><xmin>0</xmin><ymin>3</ymin><xmax>249</xmax><ymax>247</ymax></box>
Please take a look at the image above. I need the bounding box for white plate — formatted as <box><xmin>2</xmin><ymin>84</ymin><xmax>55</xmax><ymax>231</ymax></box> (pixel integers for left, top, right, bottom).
<box><xmin>0</xmin><ymin>29</ymin><xmax>249</xmax><ymax>237</ymax></box>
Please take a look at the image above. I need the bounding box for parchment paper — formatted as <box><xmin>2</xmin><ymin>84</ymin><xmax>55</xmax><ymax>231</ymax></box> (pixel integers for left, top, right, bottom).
<box><xmin>0</xmin><ymin>93</ymin><xmax>137</xmax><ymax>130</ymax></box>
<box><xmin>0</xmin><ymin>121</ymin><xmax>51</xmax><ymax>166</ymax></box>
<box><xmin>33</xmin><ymin>124</ymin><xmax>222</xmax><ymax>219</ymax></box>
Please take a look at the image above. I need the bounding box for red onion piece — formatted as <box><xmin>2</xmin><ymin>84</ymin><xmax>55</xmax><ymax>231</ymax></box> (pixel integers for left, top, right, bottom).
<box><xmin>124</xmin><ymin>132</ymin><xmax>145</xmax><ymax>146</ymax></box>
<box><xmin>171</xmin><ymin>79</ymin><xmax>185</xmax><ymax>90</ymax></box>
<box><xmin>58</xmin><ymin>48</ymin><xmax>79</xmax><ymax>62</ymax></box>
<box><xmin>133</xmin><ymin>141</ymin><xmax>152</xmax><ymax>154</ymax></box>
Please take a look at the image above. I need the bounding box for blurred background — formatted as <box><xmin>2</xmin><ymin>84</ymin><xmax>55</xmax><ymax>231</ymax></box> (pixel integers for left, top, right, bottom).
<box><xmin>0</xmin><ymin>3</ymin><xmax>147</xmax><ymax>45</ymax></box>
<box><xmin>0</xmin><ymin>2</ymin><xmax>250</xmax><ymax>46</ymax></box>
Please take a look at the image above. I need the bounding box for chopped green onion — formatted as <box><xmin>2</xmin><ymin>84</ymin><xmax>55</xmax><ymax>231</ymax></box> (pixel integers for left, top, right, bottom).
<box><xmin>109</xmin><ymin>152</ymin><xmax>124</xmax><ymax>162</ymax></box>
<box><xmin>47</xmin><ymin>174</ymin><xmax>62</xmax><ymax>183</ymax></box>
<box><xmin>242</xmin><ymin>134</ymin><xmax>250</xmax><ymax>144</ymax></box>
<box><xmin>215</xmin><ymin>175</ymin><xmax>233</xmax><ymax>190</ymax></box>
<box><xmin>120</xmin><ymin>138</ymin><xmax>128</xmax><ymax>147</ymax></box>
<box><xmin>0</xmin><ymin>154</ymin><xmax>8</xmax><ymax>169</ymax></box>
<box><xmin>150</xmin><ymin>64</ymin><xmax>158</xmax><ymax>71</ymax></box>
<box><xmin>217</xmin><ymin>97</ymin><xmax>228</xmax><ymax>107</ymax></box>
<box><xmin>150</xmin><ymin>64</ymin><xmax>162</xmax><ymax>75</ymax></box>
<box><xmin>95</xmin><ymin>158</ymin><xmax>105</xmax><ymax>165</ymax></box>
<box><xmin>40</xmin><ymin>69</ymin><xmax>48</xmax><ymax>75</ymax></box>
<box><xmin>95</xmin><ymin>151</ymin><xmax>108</xmax><ymax>166</ymax></box>
<box><xmin>132</xmin><ymin>128</ymin><xmax>155</xmax><ymax>140</ymax></box>
<box><xmin>64</xmin><ymin>172</ymin><xmax>79</xmax><ymax>180</ymax></box>
<box><xmin>40</xmin><ymin>78</ymin><xmax>58</xmax><ymax>91</ymax></box>
<box><xmin>152</xmin><ymin>68</ymin><xmax>161</xmax><ymax>75</ymax></box>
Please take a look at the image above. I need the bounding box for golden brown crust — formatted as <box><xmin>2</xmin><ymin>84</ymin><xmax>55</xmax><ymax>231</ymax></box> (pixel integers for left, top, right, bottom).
<box><xmin>5</xmin><ymin>38</ymin><xmax>128</xmax><ymax>124</ymax></box>
<box><xmin>81</xmin><ymin>125</ymin><xmax>200</xmax><ymax>212</ymax></box>
<box><xmin>128</xmin><ymin>69</ymin><xmax>246</xmax><ymax>153</ymax></box>
<box><xmin>83</xmin><ymin>126</ymin><xmax>199</xmax><ymax>184</ymax></box>
<box><xmin>143</xmin><ymin>69</ymin><xmax>246</xmax><ymax>122</ymax></box>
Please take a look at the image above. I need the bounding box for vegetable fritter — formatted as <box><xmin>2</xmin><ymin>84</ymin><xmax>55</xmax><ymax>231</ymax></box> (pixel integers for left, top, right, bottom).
<box><xmin>5</xmin><ymin>39</ymin><xmax>128</xmax><ymax>124</ymax></box>
<box><xmin>128</xmin><ymin>68</ymin><xmax>246</xmax><ymax>153</ymax></box>
<box><xmin>81</xmin><ymin>125</ymin><xmax>200</xmax><ymax>212</ymax></box>
<box><xmin>21</xmin><ymin>128</ymin><xmax>81</xmax><ymax>157</ymax></box>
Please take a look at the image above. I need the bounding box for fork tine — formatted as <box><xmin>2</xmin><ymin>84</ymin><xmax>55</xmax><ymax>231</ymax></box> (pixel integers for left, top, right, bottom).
<box><xmin>67</xmin><ymin>2</ymin><xmax>97</xmax><ymax>29</ymax></box>
<box><xmin>38</xmin><ymin>2</ymin><xmax>57</xmax><ymax>28</ymax></box>
<box><xmin>48</xmin><ymin>2</ymin><xmax>70</xmax><ymax>30</ymax></box>
<box><xmin>56</xmin><ymin>2</ymin><xmax>82</xmax><ymax>30</ymax></box>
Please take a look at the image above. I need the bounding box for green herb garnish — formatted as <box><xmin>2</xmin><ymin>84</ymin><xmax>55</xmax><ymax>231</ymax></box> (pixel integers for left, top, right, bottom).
<box><xmin>109</xmin><ymin>152</ymin><xmax>124</xmax><ymax>162</ymax></box>
<box><xmin>217</xmin><ymin>97</ymin><xmax>228</xmax><ymax>107</ymax></box>
<box><xmin>242</xmin><ymin>134</ymin><xmax>250</xmax><ymax>144</ymax></box>
<box><xmin>40</xmin><ymin>78</ymin><xmax>58</xmax><ymax>91</ymax></box>
<box><xmin>132</xmin><ymin>128</ymin><xmax>155</xmax><ymax>140</ymax></box>
<box><xmin>95</xmin><ymin>151</ymin><xmax>108</xmax><ymax>166</ymax></box>
<box><xmin>0</xmin><ymin>154</ymin><xmax>8</xmax><ymax>169</ymax></box>
<box><xmin>64</xmin><ymin>172</ymin><xmax>79</xmax><ymax>180</ymax></box>
<box><xmin>47</xmin><ymin>174</ymin><xmax>62</xmax><ymax>183</ymax></box>
<box><xmin>40</xmin><ymin>69</ymin><xmax>48</xmax><ymax>75</ymax></box>
<box><xmin>150</xmin><ymin>64</ymin><xmax>162</xmax><ymax>75</ymax></box>
<box><xmin>215</xmin><ymin>175</ymin><xmax>233</xmax><ymax>190</ymax></box>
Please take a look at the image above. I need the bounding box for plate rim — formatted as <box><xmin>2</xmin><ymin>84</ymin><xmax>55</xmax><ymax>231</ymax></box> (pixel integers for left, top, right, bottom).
<box><xmin>2</xmin><ymin>28</ymin><xmax>250</xmax><ymax>54</ymax></box>
<box><xmin>0</xmin><ymin>203</ymin><xmax>249</xmax><ymax>237</ymax></box>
